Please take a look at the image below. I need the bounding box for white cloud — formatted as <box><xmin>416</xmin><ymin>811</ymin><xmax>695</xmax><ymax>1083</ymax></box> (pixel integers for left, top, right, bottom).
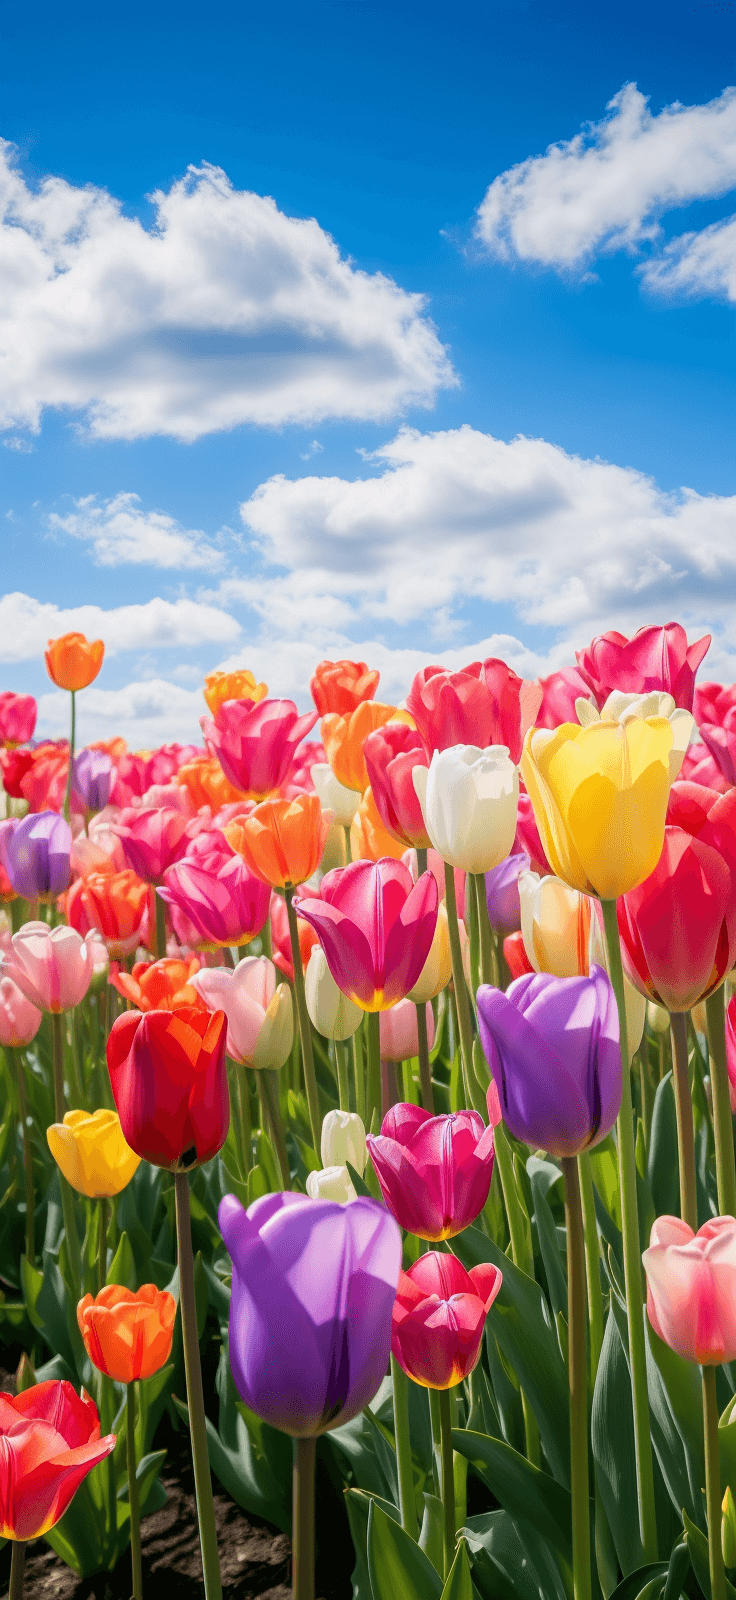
<box><xmin>48</xmin><ymin>492</ymin><xmax>225</xmax><ymax>570</ymax></box>
<box><xmin>0</xmin><ymin>144</ymin><xmax>454</xmax><ymax>442</ymax></box>
<box><xmin>639</xmin><ymin>212</ymin><xmax>736</xmax><ymax>301</ymax></box>
<box><xmin>0</xmin><ymin>593</ymin><xmax>240</xmax><ymax>663</ymax></box>
<box><xmin>39</xmin><ymin>680</ymin><xmax>208</xmax><ymax>749</ymax></box>
<box><xmin>475</xmin><ymin>83</ymin><xmax>736</xmax><ymax>298</ymax></box>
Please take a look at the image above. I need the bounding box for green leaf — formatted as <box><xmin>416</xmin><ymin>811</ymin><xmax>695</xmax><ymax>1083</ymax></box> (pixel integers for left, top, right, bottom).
<box><xmin>367</xmin><ymin>1499</ymin><xmax>443</xmax><ymax>1600</ymax></box>
<box><xmin>662</xmin><ymin>1541</ymin><xmax>690</xmax><ymax>1600</ymax></box>
<box><xmin>684</xmin><ymin>1509</ymin><xmax>736</xmax><ymax>1600</ymax></box>
<box><xmin>451</xmin><ymin>1428</ymin><xmax>572</xmax><ymax>1563</ymax></box>
<box><xmin>645</xmin><ymin>1319</ymin><xmax>705</xmax><ymax>1527</ymax></box>
<box><xmin>592</xmin><ymin>1308</ymin><xmax>645</xmax><ymax>1576</ymax></box>
<box><xmin>462</xmin><ymin>1510</ymin><xmax>571</xmax><ymax>1600</ymax></box>
<box><xmin>441</xmin><ymin>1540</ymin><xmax>474</xmax><ymax>1600</ymax></box>
<box><xmin>528</xmin><ymin>1162</ymin><xmax>567</xmax><ymax>1320</ymax></box>
<box><xmin>607</xmin><ymin>1564</ymin><xmax>669</xmax><ymax>1598</ymax></box>
<box><xmin>345</xmin><ymin>1489</ymin><xmax>401</xmax><ymax>1600</ymax></box>
<box><xmin>648</xmin><ymin>1074</ymin><xmax>680</xmax><ymax>1220</ymax></box>
<box><xmin>589</xmin><ymin>1135</ymin><xmax>622</xmax><ymax>1230</ymax></box>
<box><xmin>419</xmin><ymin>1492</ymin><xmax>445</xmax><ymax>1577</ymax></box>
<box><xmin>346</xmin><ymin>1160</ymin><xmax>374</xmax><ymax>1199</ymax></box>
<box><xmin>247</xmin><ymin>1163</ymin><xmax>269</xmax><ymax>1203</ymax></box>
<box><xmin>106</xmin><ymin>1229</ymin><xmax>137</xmax><ymax>1289</ymax></box>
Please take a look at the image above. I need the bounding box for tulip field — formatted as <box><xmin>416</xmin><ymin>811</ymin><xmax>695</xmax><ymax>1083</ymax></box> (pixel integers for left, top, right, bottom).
<box><xmin>3</xmin><ymin>623</ymin><xmax>736</xmax><ymax>1600</ymax></box>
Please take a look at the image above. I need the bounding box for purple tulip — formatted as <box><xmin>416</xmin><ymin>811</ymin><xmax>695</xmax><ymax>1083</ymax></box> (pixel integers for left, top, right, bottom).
<box><xmin>218</xmin><ymin>1191</ymin><xmax>402</xmax><ymax>1437</ymax></box>
<box><xmin>72</xmin><ymin>748</ymin><xmax>114</xmax><ymax>812</ymax></box>
<box><xmin>1</xmin><ymin>811</ymin><xmax>72</xmax><ymax>900</ymax></box>
<box><xmin>476</xmin><ymin>966</ymin><xmax>621</xmax><ymax>1158</ymax></box>
<box><xmin>484</xmin><ymin>851</ymin><xmax>529</xmax><ymax>934</ymax></box>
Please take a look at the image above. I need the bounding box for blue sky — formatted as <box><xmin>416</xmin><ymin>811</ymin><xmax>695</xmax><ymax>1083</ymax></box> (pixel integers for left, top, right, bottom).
<box><xmin>2</xmin><ymin>0</ymin><xmax>735</xmax><ymax>746</ymax></box>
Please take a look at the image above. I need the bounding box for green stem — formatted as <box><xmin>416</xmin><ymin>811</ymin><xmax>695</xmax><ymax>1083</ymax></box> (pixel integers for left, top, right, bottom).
<box><xmin>292</xmin><ymin>1435</ymin><xmax>316</xmax><ymax>1600</ymax></box>
<box><xmin>51</xmin><ymin>1010</ymin><xmax>66</xmax><ymax>1123</ymax></box>
<box><xmin>127</xmin><ymin>1381</ymin><xmax>143</xmax><ymax>1600</ymax></box>
<box><xmin>365</xmin><ymin>1011</ymin><xmax>381</xmax><ymax>1132</ymax></box>
<box><xmin>343</xmin><ymin>824</ymin><xmax>352</xmax><ymax>865</ymax></box>
<box><xmin>335</xmin><ymin>1040</ymin><xmax>351</xmax><ymax>1112</ymax></box>
<box><xmin>467</xmin><ymin>867</ymin><xmax>481</xmax><ymax>998</ymax></box>
<box><xmin>703</xmin><ymin>1363</ymin><xmax>726</xmax><ymax>1600</ymax></box>
<box><xmin>285</xmin><ymin>888</ymin><xmax>321</xmax><ymax>1151</ymax></box>
<box><xmin>154</xmin><ymin>890</ymin><xmax>167</xmax><ymax>961</ymax></box>
<box><xmin>416</xmin><ymin>1003</ymin><xmax>434</xmax><ymax>1113</ymax></box>
<box><xmin>428</xmin><ymin>1388</ymin><xmax>443</xmax><ymax>1497</ymax></box>
<box><xmin>437</xmin><ymin>1387</ymin><xmax>455</xmax><ymax>1579</ymax></box>
<box><xmin>262</xmin><ymin>1070</ymin><xmax>291</xmax><ymax>1189</ymax></box>
<box><xmin>473</xmin><ymin>872</ymin><xmax>494</xmax><ymax>987</ymax></box>
<box><xmin>601</xmin><ymin>897</ymin><xmax>657</xmax><ymax>1562</ymax></box>
<box><xmin>706</xmin><ymin>985</ymin><xmax>736</xmax><ymax>1217</ymax></box>
<box><xmin>67</xmin><ymin>1009</ymin><xmax>84</xmax><ymax>1108</ymax></box>
<box><xmin>174</xmin><ymin>1170</ymin><xmax>222</xmax><ymax>1600</ymax></box>
<box><xmin>391</xmin><ymin>1355</ymin><xmax>417</xmax><ymax>1539</ymax></box>
<box><xmin>11</xmin><ymin>1049</ymin><xmax>35</xmax><ymax>1267</ymax></box>
<box><xmin>98</xmin><ymin>1198</ymin><xmax>107</xmax><ymax>1292</ymax></box>
<box><xmin>493</xmin><ymin>1122</ymin><xmax>540</xmax><ymax>1466</ymax></box>
<box><xmin>562</xmin><ymin>1157</ymin><xmax>592</xmax><ymax>1600</ymax></box>
<box><xmin>352</xmin><ymin>1026</ymin><xmax>365</xmax><ymax>1123</ymax></box>
<box><xmin>416</xmin><ymin>847</ymin><xmax>428</xmax><ymax>878</ymax></box>
<box><xmin>444</xmin><ymin>863</ymin><xmax>483</xmax><ymax>1114</ymax></box>
<box><xmin>9</xmin><ymin>1540</ymin><xmax>26</xmax><ymax>1600</ymax></box>
<box><xmin>260</xmin><ymin>914</ymin><xmax>272</xmax><ymax>959</ymax></box>
<box><xmin>52</xmin><ymin>1013</ymin><xmax>81</xmax><ymax>1297</ymax></box>
<box><xmin>236</xmin><ymin>1063</ymin><xmax>252</xmax><ymax>1176</ymax></box>
<box><xmin>578</xmin><ymin>1154</ymin><xmax>604</xmax><ymax>1382</ymax></box>
<box><xmin>671</xmin><ymin>1012</ymin><xmax>698</xmax><ymax>1232</ymax></box>
<box><xmin>62</xmin><ymin>690</ymin><xmax>76</xmax><ymax>823</ymax></box>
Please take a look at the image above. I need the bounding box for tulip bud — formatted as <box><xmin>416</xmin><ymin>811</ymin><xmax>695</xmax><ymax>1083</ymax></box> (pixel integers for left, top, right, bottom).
<box><xmin>724</xmin><ymin>1487</ymin><xmax>736</xmax><ymax>1570</ymax></box>
<box><xmin>311</xmin><ymin>763</ymin><xmax>360</xmax><ymax>827</ymax></box>
<box><xmin>306</xmin><ymin>1165</ymin><xmax>356</xmax><ymax>1202</ymax></box>
<box><xmin>252</xmin><ymin>983</ymin><xmax>294</xmax><ymax>1070</ymax></box>
<box><xmin>305</xmin><ymin>947</ymin><xmax>363</xmax><ymax>1040</ymax></box>
<box><xmin>408</xmin><ymin>903</ymin><xmax>452</xmax><ymax>1002</ymax></box>
<box><xmin>647</xmin><ymin>1000</ymin><xmax>670</xmax><ymax>1035</ymax></box>
<box><xmin>321</xmin><ymin>1108</ymin><xmax>367</xmax><ymax>1174</ymax></box>
<box><xmin>413</xmin><ymin>745</ymin><xmax>518</xmax><ymax>874</ymax></box>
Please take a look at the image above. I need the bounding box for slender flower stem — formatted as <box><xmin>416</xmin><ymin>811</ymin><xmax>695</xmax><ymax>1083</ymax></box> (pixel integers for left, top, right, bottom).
<box><xmin>343</xmin><ymin>825</ymin><xmax>352</xmax><ymax>865</ymax></box>
<box><xmin>174</xmin><ymin>1170</ymin><xmax>222</xmax><ymax>1600</ymax></box>
<box><xmin>352</xmin><ymin>1027</ymin><xmax>365</xmax><ymax>1123</ymax></box>
<box><xmin>62</xmin><ymin>690</ymin><xmax>76</xmax><ymax>823</ymax></box>
<box><xmin>335</xmin><ymin>1040</ymin><xmax>351</xmax><ymax>1112</ymax></box>
<box><xmin>578</xmin><ymin>1154</ymin><xmax>604</xmax><ymax>1382</ymax></box>
<box><xmin>416</xmin><ymin>847</ymin><xmax>428</xmax><ymax>878</ymax></box>
<box><xmin>9</xmin><ymin>1540</ymin><xmax>26</xmax><ymax>1600</ymax></box>
<box><xmin>415</xmin><ymin>1003</ymin><xmax>434</xmax><ymax>1113</ymax></box>
<box><xmin>98</xmin><ymin>1198</ymin><xmax>108</xmax><ymax>1292</ymax></box>
<box><xmin>51</xmin><ymin>1010</ymin><xmax>66</xmax><ymax>1123</ymax></box>
<box><xmin>260</xmin><ymin>915</ymin><xmax>272</xmax><ymax>959</ymax></box>
<box><xmin>467</xmin><ymin>868</ymin><xmax>481</xmax><ymax>997</ymax></box>
<box><xmin>638</xmin><ymin>1051</ymin><xmax>655</xmax><ymax>1150</ymax></box>
<box><xmin>473</xmin><ymin>873</ymin><xmax>494</xmax><ymax>988</ymax></box>
<box><xmin>391</xmin><ymin>1355</ymin><xmax>417</xmax><ymax>1539</ymax></box>
<box><xmin>365</xmin><ymin>1012</ymin><xmax>381</xmax><ymax>1131</ymax></box>
<box><xmin>600</xmin><ymin>897</ymin><xmax>657</xmax><ymax>1563</ymax></box>
<box><xmin>493</xmin><ymin>1122</ymin><xmax>540</xmax><ymax>1466</ymax></box>
<box><xmin>67</xmin><ymin>1008</ymin><xmax>84</xmax><ymax>1108</ymax></box>
<box><xmin>51</xmin><ymin>1012</ymin><xmax>81</xmax><ymax>1297</ymax></box>
<box><xmin>444</xmin><ymin>863</ymin><xmax>483</xmax><ymax>1114</ymax></box>
<box><xmin>437</xmin><ymin>1387</ymin><xmax>455</xmax><ymax>1579</ymax></box>
<box><xmin>154</xmin><ymin>891</ymin><xmax>167</xmax><ymax>961</ymax></box>
<box><xmin>10</xmin><ymin>1048</ymin><xmax>35</xmax><ymax>1267</ymax></box>
<box><xmin>706</xmin><ymin>985</ymin><xmax>736</xmax><ymax>1217</ymax></box>
<box><xmin>562</xmin><ymin>1156</ymin><xmax>592</xmax><ymax>1600</ymax></box>
<box><xmin>428</xmin><ymin>1388</ymin><xmax>443</xmax><ymax>1497</ymax></box>
<box><xmin>670</xmin><ymin>1012</ymin><xmax>698</xmax><ymax>1232</ymax></box>
<box><xmin>236</xmin><ymin>1064</ymin><xmax>252</xmax><ymax>1176</ymax></box>
<box><xmin>127</xmin><ymin>1381</ymin><xmax>143</xmax><ymax>1600</ymax></box>
<box><xmin>262</xmin><ymin>1070</ymin><xmax>291</xmax><ymax>1189</ymax></box>
<box><xmin>292</xmin><ymin>1435</ymin><xmax>316</xmax><ymax>1600</ymax></box>
<box><xmin>285</xmin><ymin>888</ymin><xmax>321</xmax><ymax>1151</ymax></box>
<box><xmin>703</xmin><ymin>1363</ymin><xmax>726</xmax><ymax>1600</ymax></box>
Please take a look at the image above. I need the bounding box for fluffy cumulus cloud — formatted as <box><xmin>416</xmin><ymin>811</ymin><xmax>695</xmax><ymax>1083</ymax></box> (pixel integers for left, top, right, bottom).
<box><xmin>0</xmin><ymin>144</ymin><xmax>454</xmax><ymax>442</ymax></box>
<box><xmin>475</xmin><ymin>83</ymin><xmax>736</xmax><ymax>300</ymax></box>
<box><xmin>39</xmin><ymin>679</ymin><xmax>209</xmax><ymax>750</ymax></box>
<box><xmin>0</xmin><ymin>593</ymin><xmax>239</xmax><ymax>663</ymax></box>
<box><xmin>48</xmin><ymin>493</ymin><xmax>226</xmax><ymax>570</ymax></box>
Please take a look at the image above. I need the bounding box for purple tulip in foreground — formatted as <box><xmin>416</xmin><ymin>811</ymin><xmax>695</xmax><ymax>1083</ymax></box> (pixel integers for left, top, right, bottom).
<box><xmin>476</xmin><ymin>966</ymin><xmax>621</xmax><ymax>1157</ymax></box>
<box><xmin>218</xmin><ymin>1191</ymin><xmax>402</xmax><ymax>1436</ymax></box>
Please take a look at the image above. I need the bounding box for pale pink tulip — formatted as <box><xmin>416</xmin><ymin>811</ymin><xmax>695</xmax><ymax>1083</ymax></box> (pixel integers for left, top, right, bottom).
<box><xmin>643</xmin><ymin>1214</ymin><xmax>736</xmax><ymax>1364</ymax></box>
<box><xmin>0</xmin><ymin>974</ymin><xmax>42</xmax><ymax>1046</ymax></box>
<box><xmin>191</xmin><ymin>954</ymin><xmax>293</xmax><ymax>1069</ymax></box>
<box><xmin>379</xmin><ymin>998</ymin><xmax>435</xmax><ymax>1062</ymax></box>
<box><xmin>1</xmin><ymin>923</ymin><xmax>94</xmax><ymax>1013</ymax></box>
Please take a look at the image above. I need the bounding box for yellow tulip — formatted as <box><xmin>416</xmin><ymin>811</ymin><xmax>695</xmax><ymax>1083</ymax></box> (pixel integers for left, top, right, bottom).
<box><xmin>46</xmin><ymin>1109</ymin><xmax>141</xmax><ymax>1199</ymax></box>
<box><xmin>519</xmin><ymin>870</ymin><xmax>591</xmax><ymax>978</ymax></box>
<box><xmin>408</xmin><ymin>903</ymin><xmax>452</xmax><ymax>1002</ymax></box>
<box><xmin>520</xmin><ymin>715</ymin><xmax>674</xmax><ymax>900</ymax></box>
<box><xmin>203</xmin><ymin>668</ymin><xmax>268</xmax><ymax>716</ymax></box>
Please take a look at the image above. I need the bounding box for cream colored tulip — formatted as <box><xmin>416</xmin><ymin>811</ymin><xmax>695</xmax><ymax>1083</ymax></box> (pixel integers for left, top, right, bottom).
<box><xmin>311</xmin><ymin>763</ymin><xmax>360</xmax><ymax>827</ymax></box>
<box><xmin>589</xmin><ymin>914</ymin><xmax>646</xmax><ymax>1061</ymax></box>
<box><xmin>576</xmin><ymin>691</ymin><xmax>694</xmax><ymax>783</ymax></box>
<box><xmin>412</xmin><ymin>745</ymin><xmax>518</xmax><ymax>874</ymax></box>
<box><xmin>408</xmin><ymin>903</ymin><xmax>452</xmax><ymax>1002</ymax></box>
<box><xmin>321</xmin><ymin>1109</ymin><xmax>367</xmax><ymax>1175</ymax></box>
<box><xmin>519</xmin><ymin>871</ymin><xmax>591</xmax><ymax>978</ymax></box>
<box><xmin>306</xmin><ymin>1165</ymin><xmax>356</xmax><ymax>1202</ymax></box>
<box><xmin>305</xmin><ymin>946</ymin><xmax>363</xmax><ymax>1040</ymax></box>
<box><xmin>252</xmin><ymin>983</ymin><xmax>294</xmax><ymax>1070</ymax></box>
<box><xmin>647</xmin><ymin>1000</ymin><xmax>671</xmax><ymax>1035</ymax></box>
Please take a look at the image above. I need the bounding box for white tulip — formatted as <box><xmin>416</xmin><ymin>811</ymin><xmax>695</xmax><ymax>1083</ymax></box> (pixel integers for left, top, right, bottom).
<box><xmin>589</xmin><ymin>915</ymin><xmax>646</xmax><ymax>1061</ymax></box>
<box><xmin>311</xmin><ymin>763</ymin><xmax>360</xmax><ymax>827</ymax></box>
<box><xmin>305</xmin><ymin>947</ymin><xmax>363</xmax><ymax>1040</ymax></box>
<box><xmin>321</xmin><ymin>1108</ymin><xmax>366</xmax><ymax>1175</ymax></box>
<box><xmin>576</xmin><ymin>692</ymin><xmax>694</xmax><ymax>782</ymax></box>
<box><xmin>306</xmin><ymin>1165</ymin><xmax>356</xmax><ymax>1203</ymax></box>
<box><xmin>412</xmin><ymin>745</ymin><xmax>518</xmax><ymax>874</ymax></box>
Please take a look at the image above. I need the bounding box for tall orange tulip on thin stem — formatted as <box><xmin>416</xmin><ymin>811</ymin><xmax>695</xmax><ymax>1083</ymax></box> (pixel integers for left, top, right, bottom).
<box><xmin>45</xmin><ymin>633</ymin><xmax>105</xmax><ymax>823</ymax></box>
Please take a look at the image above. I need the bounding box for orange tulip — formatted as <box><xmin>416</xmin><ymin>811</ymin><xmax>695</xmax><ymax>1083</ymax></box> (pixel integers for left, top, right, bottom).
<box><xmin>350</xmin><ymin>785</ymin><xmax>406</xmax><ymax>862</ymax></box>
<box><xmin>310</xmin><ymin>658</ymin><xmax>380</xmax><ymax>717</ymax></box>
<box><xmin>45</xmin><ymin>632</ymin><xmax>104</xmax><ymax>691</ymax></box>
<box><xmin>77</xmin><ymin>1284</ymin><xmax>176</xmax><ymax>1383</ymax></box>
<box><xmin>224</xmin><ymin>793</ymin><xmax>329</xmax><ymax>889</ymax></box>
<box><xmin>203</xmin><ymin>669</ymin><xmax>268</xmax><ymax>716</ymax></box>
<box><xmin>110</xmin><ymin>956</ymin><xmax>204</xmax><ymax>1012</ymax></box>
<box><xmin>322</xmin><ymin>703</ymin><xmax>413</xmax><ymax>793</ymax></box>
<box><xmin>66</xmin><ymin>869</ymin><xmax>153</xmax><ymax>958</ymax></box>
<box><xmin>175</xmin><ymin>756</ymin><xmax>249</xmax><ymax>811</ymax></box>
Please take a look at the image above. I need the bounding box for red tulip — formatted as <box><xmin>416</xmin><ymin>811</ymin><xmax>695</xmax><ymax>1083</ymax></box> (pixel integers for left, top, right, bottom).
<box><xmin>513</xmin><ymin>791</ymin><xmax>551</xmax><ymax>877</ymax></box>
<box><xmin>406</xmin><ymin>659</ymin><xmax>541</xmax><ymax>762</ymax></box>
<box><xmin>0</xmin><ymin>1380</ymin><xmax>115</xmax><ymax>1541</ymax></box>
<box><xmin>363</xmin><ymin>723</ymin><xmax>430</xmax><ymax>849</ymax></box>
<box><xmin>502</xmin><ymin>930</ymin><xmax>535</xmax><ymax>980</ymax></box>
<box><xmin>576</xmin><ymin>622</ymin><xmax>711</xmax><ymax>712</ymax></box>
<box><xmin>680</xmin><ymin>740</ymin><xmax>730</xmax><ymax>794</ymax></box>
<box><xmin>391</xmin><ymin>1252</ymin><xmax>502</xmax><ymax>1389</ymax></box>
<box><xmin>310</xmin><ymin>658</ymin><xmax>380</xmax><ymax>717</ymax></box>
<box><xmin>617</xmin><ymin>781</ymin><xmax>736</xmax><ymax>1012</ymax></box>
<box><xmin>367</xmin><ymin>1103</ymin><xmax>495</xmax><ymax>1239</ymax></box>
<box><xmin>107</xmin><ymin>1007</ymin><xmax>229</xmax><ymax>1170</ymax></box>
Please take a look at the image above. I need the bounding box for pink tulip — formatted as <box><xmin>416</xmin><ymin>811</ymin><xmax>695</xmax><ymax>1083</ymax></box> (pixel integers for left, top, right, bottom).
<box><xmin>201</xmin><ymin>698</ymin><xmax>318</xmax><ymax>798</ymax></box>
<box><xmin>363</xmin><ymin>723</ymin><xmax>431</xmax><ymax>849</ymax></box>
<box><xmin>406</xmin><ymin>659</ymin><xmax>542</xmax><ymax>763</ymax></box>
<box><xmin>279</xmin><ymin>739</ymin><xmax>327</xmax><ymax>800</ymax></box>
<box><xmin>0</xmin><ymin>691</ymin><xmax>37</xmax><ymax>747</ymax></box>
<box><xmin>191</xmin><ymin>955</ymin><xmax>292</xmax><ymax>1067</ymax></box>
<box><xmin>379</xmin><ymin>998</ymin><xmax>435</xmax><ymax>1061</ymax></box>
<box><xmin>0</xmin><ymin>974</ymin><xmax>42</xmax><ymax>1046</ymax></box>
<box><xmin>533</xmin><ymin>668</ymin><xmax>591</xmax><ymax>728</ymax></box>
<box><xmin>643</xmin><ymin>1214</ymin><xmax>736</xmax><ymax>1364</ymax></box>
<box><xmin>109</xmin><ymin>752</ymin><xmax>150</xmax><ymax>807</ymax></box>
<box><xmin>680</xmin><ymin>741</ymin><xmax>731</xmax><ymax>794</ymax></box>
<box><xmin>114</xmin><ymin>807</ymin><xmax>192</xmax><ymax>885</ymax></box>
<box><xmin>158</xmin><ymin>849</ymin><xmax>271</xmax><ymax>950</ymax></box>
<box><xmin>576</xmin><ymin>623</ymin><xmax>711</xmax><ymax>712</ymax></box>
<box><xmin>139</xmin><ymin>782</ymin><xmax>197</xmax><ymax>814</ymax></box>
<box><xmin>294</xmin><ymin>857</ymin><xmax>438</xmax><ymax>1012</ymax></box>
<box><xmin>367</xmin><ymin>1103</ymin><xmax>495</xmax><ymax>1240</ymax></box>
<box><xmin>1</xmin><ymin>923</ymin><xmax>94</xmax><ymax>1013</ymax></box>
<box><xmin>512</xmin><ymin>793</ymin><xmax>551</xmax><ymax>877</ymax></box>
<box><xmin>145</xmin><ymin>743</ymin><xmax>201</xmax><ymax>787</ymax></box>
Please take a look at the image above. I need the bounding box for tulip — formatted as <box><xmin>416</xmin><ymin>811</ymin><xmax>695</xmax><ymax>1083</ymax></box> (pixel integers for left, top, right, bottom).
<box><xmin>533</xmin><ymin>668</ymin><xmax>591</xmax><ymax>729</ymax></box>
<box><xmin>72</xmin><ymin>749</ymin><xmax>114</xmax><ymax>813</ymax></box>
<box><xmin>576</xmin><ymin>623</ymin><xmax>711</xmax><ymax>713</ymax></box>
<box><xmin>66</xmin><ymin>869</ymin><xmax>153</xmax><ymax>959</ymax></box>
<box><xmin>350</xmin><ymin>785</ymin><xmax>406</xmax><ymax>862</ymax></box>
<box><xmin>1</xmin><ymin>922</ymin><xmax>93</xmax><ymax>1013</ymax></box>
<box><xmin>513</xmin><ymin>792</ymin><xmax>551</xmax><ymax>876</ymax></box>
<box><xmin>477</xmin><ymin>967</ymin><xmax>621</xmax><ymax>1157</ymax></box>
<box><xmin>191</xmin><ymin>955</ymin><xmax>294</xmax><ymax>1069</ymax></box>
<box><xmin>680</xmin><ymin>740</ymin><xmax>730</xmax><ymax>794</ymax></box>
<box><xmin>520</xmin><ymin>713</ymin><xmax>674</xmax><ymax>899</ymax></box>
<box><xmin>305</xmin><ymin>946</ymin><xmax>363</xmax><ymax>1039</ymax></box>
<box><xmin>201</xmin><ymin>697</ymin><xmax>318</xmax><ymax>798</ymax></box>
<box><xmin>643</xmin><ymin>1214</ymin><xmax>736</xmax><ymax>1363</ymax></box>
<box><xmin>305</xmin><ymin>1166</ymin><xmax>356</xmax><ymax>1202</ymax></box>
<box><xmin>363</xmin><ymin>723</ymin><xmax>431</xmax><ymax>849</ymax></box>
<box><xmin>700</xmin><ymin>720</ymin><xmax>736</xmax><ymax>791</ymax></box>
<box><xmin>379</xmin><ymin>999</ymin><xmax>435</xmax><ymax>1061</ymax></box>
<box><xmin>107</xmin><ymin>1006</ymin><xmax>229</xmax><ymax>1169</ymax></box>
<box><xmin>406</xmin><ymin>659</ymin><xmax>541</xmax><ymax>763</ymax></box>
<box><xmin>367</xmin><ymin>1103</ymin><xmax>495</xmax><ymax>1239</ymax></box>
<box><xmin>219</xmin><ymin>1190</ymin><xmax>402</xmax><ymax>1435</ymax></box>
<box><xmin>224</xmin><ymin>793</ymin><xmax>330</xmax><ymax>890</ymax></box>
<box><xmin>203</xmin><ymin>668</ymin><xmax>268</xmax><ymax>715</ymax></box>
<box><xmin>157</xmin><ymin>850</ymin><xmax>271</xmax><ymax>950</ymax></box>
<box><xmin>77</xmin><ymin>1284</ymin><xmax>176</xmax><ymax>1382</ymax></box>
<box><xmin>519</xmin><ymin>870</ymin><xmax>592</xmax><ymax>978</ymax></box>
<box><xmin>321</xmin><ymin>702</ymin><xmax>409</xmax><ymax>793</ymax></box>
<box><xmin>310</xmin><ymin>763</ymin><xmax>360</xmax><ymax>827</ymax></box>
<box><xmin>45</xmin><ymin>632</ymin><xmax>105</xmax><ymax>692</ymax></box>
<box><xmin>294</xmin><ymin>857</ymin><xmax>438</xmax><ymax>1011</ymax></box>
<box><xmin>391</xmin><ymin>1251</ymin><xmax>502</xmax><ymax>1388</ymax></box>
<box><xmin>648</xmin><ymin>999</ymin><xmax>671</xmax><ymax>1035</ymax></box>
<box><xmin>321</xmin><ymin>1108</ymin><xmax>367</xmax><ymax>1174</ymax></box>
<box><xmin>0</xmin><ymin>975</ymin><xmax>41</xmax><ymax>1047</ymax></box>
<box><xmin>270</xmin><ymin>891</ymin><xmax>319</xmax><ymax>982</ymax></box>
<box><xmin>174</xmin><ymin>754</ymin><xmax>247</xmax><ymax>811</ymax></box>
<box><xmin>576</xmin><ymin>690</ymin><xmax>694</xmax><ymax>782</ymax></box>
<box><xmin>115</xmin><ymin>807</ymin><xmax>191</xmax><ymax>885</ymax></box>
<box><xmin>0</xmin><ymin>692</ymin><xmax>36</xmax><ymax>747</ymax></box>
<box><xmin>407</xmin><ymin>902</ymin><xmax>452</xmax><ymax>1002</ymax></box>
<box><xmin>503</xmin><ymin>929</ymin><xmax>535</xmax><ymax>980</ymax></box>
<box><xmin>47</xmin><ymin>1109</ymin><xmax>141</xmax><ymax>1198</ymax></box>
<box><xmin>695</xmin><ymin>680</ymin><xmax>736</xmax><ymax>789</ymax></box>
<box><xmin>280</xmin><ymin>738</ymin><xmax>327</xmax><ymax>800</ymax></box>
<box><xmin>110</xmin><ymin>955</ymin><xmax>203</xmax><ymax>1012</ymax></box>
<box><xmin>1</xmin><ymin>811</ymin><xmax>71</xmax><ymax>899</ymax></box>
<box><xmin>484</xmin><ymin>852</ymin><xmax>528</xmax><ymax>934</ymax></box>
<box><xmin>413</xmin><ymin>745</ymin><xmax>518</xmax><ymax>874</ymax></box>
<box><xmin>0</xmin><ymin>1380</ymin><xmax>115</xmax><ymax>1542</ymax></box>
<box><xmin>310</xmin><ymin>658</ymin><xmax>380</xmax><ymax>717</ymax></box>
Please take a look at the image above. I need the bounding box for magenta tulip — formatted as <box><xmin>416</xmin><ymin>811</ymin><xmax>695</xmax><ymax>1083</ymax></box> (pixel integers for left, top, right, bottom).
<box><xmin>201</xmin><ymin>698</ymin><xmax>318</xmax><ymax>799</ymax></box>
<box><xmin>367</xmin><ymin>1103</ymin><xmax>495</xmax><ymax>1240</ymax></box>
<box><xmin>0</xmin><ymin>692</ymin><xmax>37</xmax><ymax>747</ymax></box>
<box><xmin>157</xmin><ymin>847</ymin><xmax>270</xmax><ymax>950</ymax></box>
<box><xmin>363</xmin><ymin>723</ymin><xmax>430</xmax><ymax>849</ymax></box>
<box><xmin>115</xmin><ymin>807</ymin><xmax>191</xmax><ymax>885</ymax></box>
<box><xmin>576</xmin><ymin>622</ymin><xmax>711</xmax><ymax>712</ymax></box>
<box><xmin>294</xmin><ymin>857</ymin><xmax>438</xmax><ymax>1012</ymax></box>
